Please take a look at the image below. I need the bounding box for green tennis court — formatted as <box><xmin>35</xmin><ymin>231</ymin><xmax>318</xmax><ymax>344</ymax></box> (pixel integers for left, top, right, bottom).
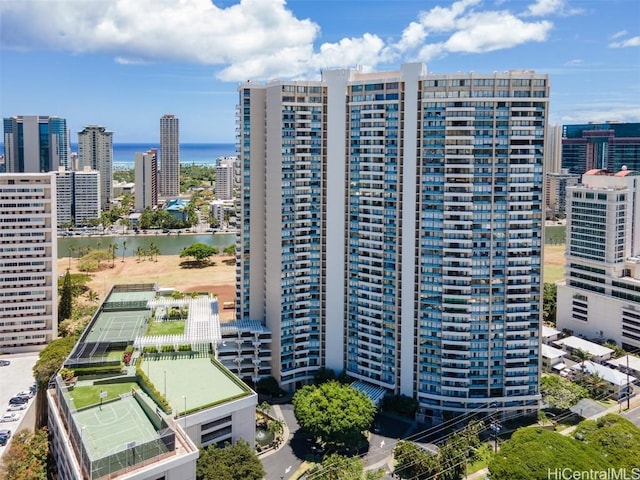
<box><xmin>84</xmin><ymin>310</ymin><xmax>150</xmax><ymax>343</ymax></box>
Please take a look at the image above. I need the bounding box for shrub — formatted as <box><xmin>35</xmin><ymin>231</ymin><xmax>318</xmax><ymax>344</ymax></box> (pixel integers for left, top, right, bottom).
<box><xmin>161</xmin><ymin>345</ymin><xmax>175</xmax><ymax>353</ymax></box>
<box><xmin>178</xmin><ymin>344</ymin><xmax>192</xmax><ymax>351</ymax></box>
<box><xmin>143</xmin><ymin>346</ymin><xmax>158</xmax><ymax>354</ymax></box>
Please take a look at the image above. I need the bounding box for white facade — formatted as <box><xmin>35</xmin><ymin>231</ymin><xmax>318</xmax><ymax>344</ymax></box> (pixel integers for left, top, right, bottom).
<box><xmin>237</xmin><ymin>64</ymin><xmax>548</xmax><ymax>420</ymax></box>
<box><xmin>3</xmin><ymin>115</ymin><xmax>69</xmax><ymax>172</ymax></box>
<box><xmin>160</xmin><ymin>115</ymin><xmax>179</xmax><ymax>197</ymax></box>
<box><xmin>77</xmin><ymin>125</ymin><xmax>113</xmax><ymax>209</ymax></box>
<box><xmin>557</xmin><ymin>169</ymin><xmax>640</xmax><ymax>351</ymax></box>
<box><xmin>545</xmin><ymin>169</ymin><xmax>580</xmax><ymax>219</ymax></box>
<box><xmin>134</xmin><ymin>149</ymin><xmax>158</xmax><ymax>211</ymax></box>
<box><xmin>215</xmin><ymin>157</ymin><xmax>236</xmax><ymax>200</ymax></box>
<box><xmin>54</xmin><ymin>168</ymin><xmax>101</xmax><ymax>227</ymax></box>
<box><xmin>0</xmin><ymin>173</ymin><xmax>57</xmax><ymax>352</ymax></box>
<box><xmin>73</xmin><ymin>168</ymin><xmax>101</xmax><ymax>226</ymax></box>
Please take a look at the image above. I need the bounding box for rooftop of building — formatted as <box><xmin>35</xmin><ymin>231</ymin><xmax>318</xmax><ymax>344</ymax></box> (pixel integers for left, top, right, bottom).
<box><xmin>542</xmin><ymin>325</ymin><xmax>561</xmax><ymax>338</ymax></box>
<box><xmin>541</xmin><ymin>343</ymin><xmax>567</xmax><ymax>359</ymax></box>
<box><xmin>570</xmin><ymin>361</ymin><xmax>635</xmax><ymax>387</ymax></box>
<box><xmin>606</xmin><ymin>355</ymin><xmax>640</xmax><ymax>373</ymax></box>
<box><xmin>553</xmin><ymin>336</ymin><xmax>614</xmax><ymax>358</ymax></box>
<box><xmin>55</xmin><ymin>283</ymin><xmax>254</xmax><ymax>478</ymax></box>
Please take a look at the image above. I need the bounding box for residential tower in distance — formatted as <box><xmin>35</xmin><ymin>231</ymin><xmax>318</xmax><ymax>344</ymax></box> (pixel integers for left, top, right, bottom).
<box><xmin>3</xmin><ymin>115</ymin><xmax>70</xmax><ymax>172</ymax></box>
<box><xmin>160</xmin><ymin>114</ymin><xmax>180</xmax><ymax>197</ymax></box>
<box><xmin>237</xmin><ymin>63</ymin><xmax>548</xmax><ymax>423</ymax></box>
<box><xmin>0</xmin><ymin>172</ymin><xmax>58</xmax><ymax>352</ymax></box>
<box><xmin>78</xmin><ymin>125</ymin><xmax>113</xmax><ymax>210</ymax></box>
<box><xmin>134</xmin><ymin>149</ymin><xmax>158</xmax><ymax>211</ymax></box>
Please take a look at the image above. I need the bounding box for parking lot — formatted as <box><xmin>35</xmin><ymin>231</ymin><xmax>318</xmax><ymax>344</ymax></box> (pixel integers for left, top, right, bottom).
<box><xmin>0</xmin><ymin>353</ymin><xmax>40</xmax><ymax>457</ymax></box>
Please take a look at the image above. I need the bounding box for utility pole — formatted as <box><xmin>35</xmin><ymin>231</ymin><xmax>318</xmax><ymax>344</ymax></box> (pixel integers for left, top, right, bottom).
<box><xmin>490</xmin><ymin>407</ymin><xmax>502</xmax><ymax>453</ymax></box>
<box><xmin>627</xmin><ymin>354</ymin><xmax>631</xmax><ymax>411</ymax></box>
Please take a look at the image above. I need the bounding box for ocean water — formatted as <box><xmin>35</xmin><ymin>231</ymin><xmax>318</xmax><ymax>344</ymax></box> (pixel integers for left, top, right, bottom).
<box><xmin>69</xmin><ymin>143</ymin><xmax>236</xmax><ymax>169</ymax></box>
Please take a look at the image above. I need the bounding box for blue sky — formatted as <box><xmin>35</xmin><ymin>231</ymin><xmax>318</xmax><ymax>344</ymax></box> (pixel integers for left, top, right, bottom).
<box><xmin>1</xmin><ymin>0</ymin><xmax>639</xmax><ymax>143</ymax></box>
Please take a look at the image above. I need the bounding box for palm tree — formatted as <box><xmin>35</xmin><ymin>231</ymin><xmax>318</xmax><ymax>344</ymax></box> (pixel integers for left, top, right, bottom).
<box><xmin>136</xmin><ymin>246</ymin><xmax>144</xmax><ymax>263</ymax></box>
<box><xmin>574</xmin><ymin>348</ymin><xmax>592</xmax><ymax>380</ymax></box>
<box><xmin>67</xmin><ymin>245</ymin><xmax>76</xmax><ymax>270</ymax></box>
<box><xmin>109</xmin><ymin>244</ymin><xmax>116</xmax><ymax>268</ymax></box>
<box><xmin>583</xmin><ymin>372</ymin><xmax>608</xmax><ymax>397</ymax></box>
<box><xmin>121</xmin><ymin>240</ymin><xmax>127</xmax><ymax>262</ymax></box>
<box><xmin>87</xmin><ymin>290</ymin><xmax>99</xmax><ymax>303</ymax></box>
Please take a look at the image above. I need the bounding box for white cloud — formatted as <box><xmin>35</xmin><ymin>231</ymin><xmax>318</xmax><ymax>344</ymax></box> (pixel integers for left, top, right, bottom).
<box><xmin>0</xmin><ymin>0</ymin><xmax>558</xmax><ymax>81</ymax></box>
<box><xmin>523</xmin><ymin>0</ymin><xmax>583</xmax><ymax>17</ymax></box>
<box><xmin>564</xmin><ymin>59</ymin><xmax>583</xmax><ymax>66</ymax></box>
<box><xmin>444</xmin><ymin>11</ymin><xmax>551</xmax><ymax>53</ymax></box>
<box><xmin>610</xmin><ymin>36</ymin><xmax>640</xmax><ymax>48</ymax></box>
<box><xmin>610</xmin><ymin>30</ymin><xmax>628</xmax><ymax>40</ymax></box>
<box><xmin>560</xmin><ymin>105</ymin><xmax>640</xmax><ymax>124</ymax></box>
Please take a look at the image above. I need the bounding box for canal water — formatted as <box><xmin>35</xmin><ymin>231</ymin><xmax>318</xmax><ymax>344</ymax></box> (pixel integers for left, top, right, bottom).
<box><xmin>57</xmin><ymin>232</ymin><xmax>236</xmax><ymax>259</ymax></box>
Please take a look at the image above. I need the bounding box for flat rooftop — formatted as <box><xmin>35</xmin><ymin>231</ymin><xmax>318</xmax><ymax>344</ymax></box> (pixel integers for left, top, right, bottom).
<box><xmin>73</xmin><ymin>395</ymin><xmax>158</xmax><ymax>461</ymax></box>
<box><xmin>141</xmin><ymin>357</ymin><xmax>250</xmax><ymax>414</ymax></box>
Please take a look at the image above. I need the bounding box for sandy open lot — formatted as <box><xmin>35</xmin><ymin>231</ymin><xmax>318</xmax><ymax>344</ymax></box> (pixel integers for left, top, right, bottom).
<box><xmin>58</xmin><ymin>254</ymin><xmax>237</xmax><ymax>321</ymax></box>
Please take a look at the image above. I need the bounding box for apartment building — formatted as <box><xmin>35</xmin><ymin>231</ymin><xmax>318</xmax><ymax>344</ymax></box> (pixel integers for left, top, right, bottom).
<box><xmin>545</xmin><ymin>169</ymin><xmax>580</xmax><ymax>219</ymax></box>
<box><xmin>78</xmin><ymin>125</ymin><xmax>113</xmax><ymax>209</ymax></box>
<box><xmin>160</xmin><ymin>115</ymin><xmax>180</xmax><ymax>197</ymax></box>
<box><xmin>237</xmin><ymin>63</ymin><xmax>548</xmax><ymax>421</ymax></box>
<box><xmin>3</xmin><ymin>115</ymin><xmax>69</xmax><ymax>172</ymax></box>
<box><xmin>557</xmin><ymin>168</ymin><xmax>640</xmax><ymax>351</ymax></box>
<box><xmin>54</xmin><ymin>168</ymin><xmax>101</xmax><ymax>228</ymax></box>
<box><xmin>134</xmin><ymin>149</ymin><xmax>158</xmax><ymax>211</ymax></box>
<box><xmin>215</xmin><ymin>156</ymin><xmax>236</xmax><ymax>201</ymax></box>
<box><xmin>0</xmin><ymin>173</ymin><xmax>57</xmax><ymax>352</ymax></box>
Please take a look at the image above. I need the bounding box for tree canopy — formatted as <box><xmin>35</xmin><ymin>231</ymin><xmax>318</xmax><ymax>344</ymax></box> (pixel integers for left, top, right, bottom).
<box><xmin>0</xmin><ymin>428</ymin><xmax>48</xmax><ymax>480</ymax></box>
<box><xmin>196</xmin><ymin>440</ymin><xmax>264</xmax><ymax>480</ymax></box>
<box><xmin>540</xmin><ymin>374</ymin><xmax>588</xmax><ymax>410</ymax></box>
<box><xmin>543</xmin><ymin>283</ymin><xmax>557</xmax><ymax>326</ymax></box>
<box><xmin>180</xmin><ymin>243</ymin><xmax>218</xmax><ymax>263</ymax></box>
<box><xmin>308</xmin><ymin>453</ymin><xmax>384</xmax><ymax>480</ymax></box>
<box><xmin>293</xmin><ymin>381</ymin><xmax>376</xmax><ymax>445</ymax></box>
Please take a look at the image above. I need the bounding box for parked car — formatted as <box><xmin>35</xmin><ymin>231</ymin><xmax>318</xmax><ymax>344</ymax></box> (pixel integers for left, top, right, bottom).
<box><xmin>17</xmin><ymin>390</ymin><xmax>33</xmax><ymax>399</ymax></box>
<box><xmin>0</xmin><ymin>360</ymin><xmax>10</xmax><ymax>366</ymax></box>
<box><xmin>0</xmin><ymin>413</ymin><xmax>19</xmax><ymax>423</ymax></box>
<box><xmin>0</xmin><ymin>429</ymin><xmax>11</xmax><ymax>446</ymax></box>
<box><xmin>6</xmin><ymin>404</ymin><xmax>27</xmax><ymax>412</ymax></box>
<box><xmin>8</xmin><ymin>397</ymin><xmax>27</xmax><ymax>406</ymax></box>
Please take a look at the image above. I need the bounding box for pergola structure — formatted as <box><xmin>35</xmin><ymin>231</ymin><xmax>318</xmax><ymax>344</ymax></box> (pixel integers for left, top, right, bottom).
<box><xmin>133</xmin><ymin>297</ymin><xmax>221</xmax><ymax>351</ymax></box>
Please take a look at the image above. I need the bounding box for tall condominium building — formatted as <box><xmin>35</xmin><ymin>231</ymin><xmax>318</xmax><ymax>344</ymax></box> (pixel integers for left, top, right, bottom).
<box><xmin>134</xmin><ymin>149</ymin><xmax>158</xmax><ymax>211</ymax></box>
<box><xmin>557</xmin><ymin>168</ymin><xmax>640</xmax><ymax>351</ymax></box>
<box><xmin>77</xmin><ymin>125</ymin><xmax>113</xmax><ymax>210</ymax></box>
<box><xmin>562</xmin><ymin>122</ymin><xmax>640</xmax><ymax>174</ymax></box>
<box><xmin>54</xmin><ymin>168</ymin><xmax>101</xmax><ymax>228</ymax></box>
<box><xmin>160</xmin><ymin>114</ymin><xmax>180</xmax><ymax>197</ymax></box>
<box><xmin>215</xmin><ymin>157</ymin><xmax>236</xmax><ymax>200</ymax></box>
<box><xmin>3</xmin><ymin>115</ymin><xmax>69</xmax><ymax>172</ymax></box>
<box><xmin>0</xmin><ymin>173</ymin><xmax>58</xmax><ymax>352</ymax></box>
<box><xmin>237</xmin><ymin>63</ymin><xmax>548</xmax><ymax>421</ymax></box>
<box><xmin>545</xmin><ymin>169</ymin><xmax>580</xmax><ymax>219</ymax></box>
<box><xmin>545</xmin><ymin>124</ymin><xmax>563</xmax><ymax>174</ymax></box>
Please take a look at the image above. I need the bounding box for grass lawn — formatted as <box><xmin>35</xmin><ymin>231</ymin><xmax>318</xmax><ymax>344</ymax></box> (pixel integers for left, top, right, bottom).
<box><xmin>70</xmin><ymin>382</ymin><xmax>139</xmax><ymax>409</ymax></box>
<box><xmin>544</xmin><ymin>265</ymin><xmax>565</xmax><ymax>284</ymax></box>
<box><xmin>146</xmin><ymin>320</ymin><xmax>185</xmax><ymax>336</ymax></box>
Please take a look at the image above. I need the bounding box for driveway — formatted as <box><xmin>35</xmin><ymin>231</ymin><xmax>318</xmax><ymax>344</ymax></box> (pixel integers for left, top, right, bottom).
<box><xmin>261</xmin><ymin>405</ymin><xmax>414</xmax><ymax>479</ymax></box>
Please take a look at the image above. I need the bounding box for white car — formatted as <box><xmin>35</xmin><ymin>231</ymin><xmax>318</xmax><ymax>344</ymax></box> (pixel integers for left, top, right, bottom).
<box><xmin>0</xmin><ymin>413</ymin><xmax>19</xmax><ymax>423</ymax></box>
<box><xmin>6</xmin><ymin>404</ymin><xmax>27</xmax><ymax>412</ymax></box>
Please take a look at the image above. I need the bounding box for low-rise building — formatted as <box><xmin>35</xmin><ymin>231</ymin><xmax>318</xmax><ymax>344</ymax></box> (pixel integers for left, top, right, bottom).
<box><xmin>606</xmin><ymin>355</ymin><xmax>640</xmax><ymax>381</ymax></box>
<box><xmin>570</xmin><ymin>360</ymin><xmax>635</xmax><ymax>401</ymax></box>
<box><xmin>48</xmin><ymin>284</ymin><xmax>259</xmax><ymax>480</ymax></box>
<box><xmin>552</xmin><ymin>336</ymin><xmax>614</xmax><ymax>364</ymax></box>
<box><xmin>541</xmin><ymin>344</ymin><xmax>568</xmax><ymax>373</ymax></box>
<box><xmin>542</xmin><ymin>325</ymin><xmax>562</xmax><ymax>345</ymax></box>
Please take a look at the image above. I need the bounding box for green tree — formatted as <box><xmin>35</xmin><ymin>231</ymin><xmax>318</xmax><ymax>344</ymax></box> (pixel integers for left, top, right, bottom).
<box><xmin>313</xmin><ymin>367</ymin><xmax>336</xmax><ymax>384</ymax></box>
<box><xmin>540</xmin><ymin>374</ymin><xmax>588</xmax><ymax>410</ymax></box>
<box><xmin>393</xmin><ymin>440</ymin><xmax>439</xmax><ymax>479</ymax></box>
<box><xmin>489</xmin><ymin>428</ymin><xmax>610</xmax><ymax>480</ymax></box>
<box><xmin>223</xmin><ymin>244</ymin><xmax>236</xmax><ymax>256</ymax></box>
<box><xmin>543</xmin><ymin>283</ymin><xmax>557</xmax><ymax>326</ymax></box>
<box><xmin>180</xmin><ymin>243</ymin><xmax>218</xmax><ymax>264</ymax></box>
<box><xmin>309</xmin><ymin>453</ymin><xmax>384</xmax><ymax>480</ymax></box>
<box><xmin>58</xmin><ymin>270</ymin><xmax>73</xmax><ymax>322</ymax></box>
<box><xmin>293</xmin><ymin>381</ymin><xmax>376</xmax><ymax>446</ymax></box>
<box><xmin>121</xmin><ymin>240</ymin><xmax>127</xmax><ymax>262</ymax></box>
<box><xmin>196</xmin><ymin>440</ymin><xmax>264</xmax><ymax>480</ymax></box>
<box><xmin>33</xmin><ymin>336</ymin><xmax>78</xmax><ymax>427</ymax></box>
<box><xmin>581</xmin><ymin>372</ymin><xmax>608</xmax><ymax>398</ymax></box>
<box><xmin>573</xmin><ymin>415</ymin><xmax>640</xmax><ymax>470</ymax></box>
<box><xmin>0</xmin><ymin>428</ymin><xmax>48</xmax><ymax>480</ymax></box>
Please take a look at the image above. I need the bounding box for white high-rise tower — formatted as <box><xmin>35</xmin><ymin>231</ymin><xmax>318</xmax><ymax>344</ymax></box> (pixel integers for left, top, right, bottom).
<box><xmin>77</xmin><ymin>125</ymin><xmax>113</xmax><ymax>209</ymax></box>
